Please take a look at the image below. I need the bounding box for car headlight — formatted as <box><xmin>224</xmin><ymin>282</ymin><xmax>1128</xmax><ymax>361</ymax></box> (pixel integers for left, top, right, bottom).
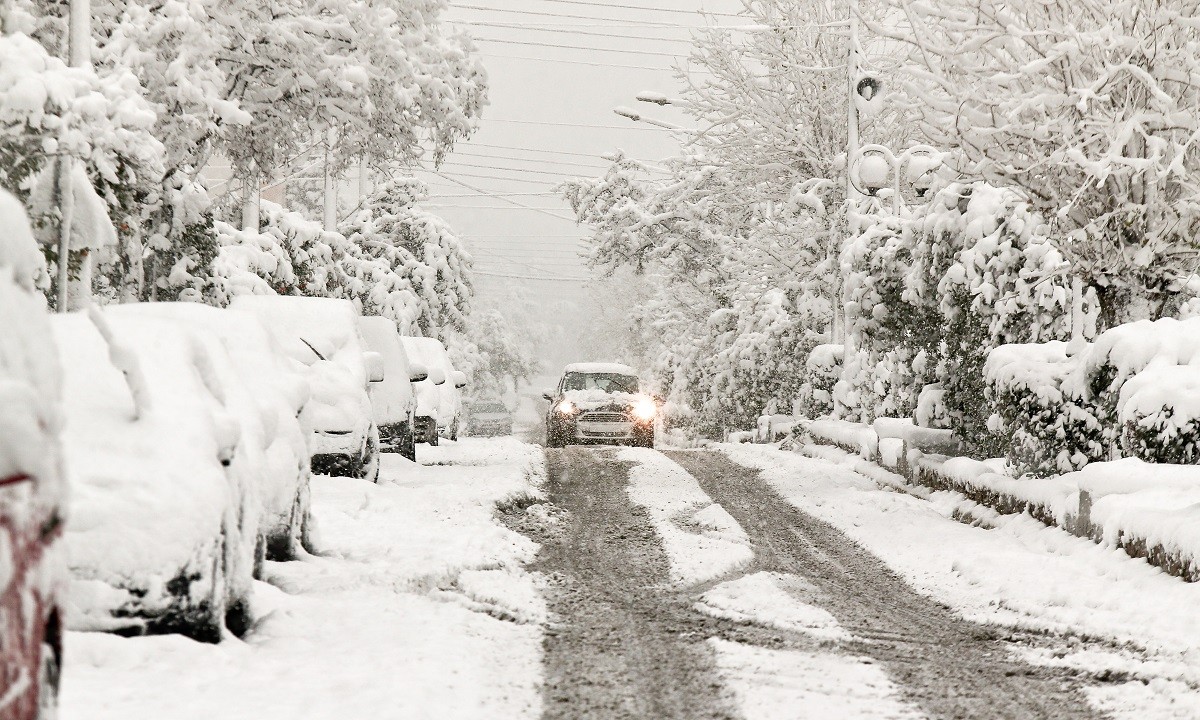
<box><xmin>556</xmin><ymin>399</ymin><xmax>576</xmax><ymax>415</ymax></box>
<box><xmin>632</xmin><ymin>397</ymin><xmax>656</xmax><ymax>421</ymax></box>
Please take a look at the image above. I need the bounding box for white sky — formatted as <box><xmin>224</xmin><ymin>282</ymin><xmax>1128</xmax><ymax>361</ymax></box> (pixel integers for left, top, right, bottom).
<box><xmin>420</xmin><ymin>0</ymin><xmax>746</xmax><ymax>335</ymax></box>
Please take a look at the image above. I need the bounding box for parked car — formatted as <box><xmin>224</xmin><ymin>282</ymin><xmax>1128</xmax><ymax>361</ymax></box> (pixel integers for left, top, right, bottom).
<box><xmin>232</xmin><ymin>296</ymin><xmax>384</xmax><ymax>482</ymax></box>
<box><xmin>543</xmin><ymin>363</ymin><xmax>657</xmax><ymax>448</ymax></box>
<box><xmin>399</xmin><ymin>336</ymin><xmax>467</xmax><ymax>445</ymax></box>
<box><xmin>0</xmin><ymin>192</ymin><xmax>65</xmax><ymax>719</ymax></box>
<box><xmin>358</xmin><ymin>316</ymin><xmax>428</xmax><ymax>461</ymax></box>
<box><xmin>54</xmin><ymin>309</ymin><xmax>258</xmax><ymax>643</ymax></box>
<box><xmin>111</xmin><ymin>302</ymin><xmax>314</xmax><ymax>560</ymax></box>
<box><xmin>464</xmin><ymin>399</ymin><xmax>513</xmax><ymax>437</ymax></box>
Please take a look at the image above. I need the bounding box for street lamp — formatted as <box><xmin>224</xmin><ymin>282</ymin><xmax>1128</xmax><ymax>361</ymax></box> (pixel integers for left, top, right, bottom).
<box><xmin>612</xmin><ymin>106</ymin><xmax>691</xmax><ymax>132</ymax></box>
<box><xmin>848</xmin><ymin>144</ymin><xmax>944</xmax><ymax>213</ymax></box>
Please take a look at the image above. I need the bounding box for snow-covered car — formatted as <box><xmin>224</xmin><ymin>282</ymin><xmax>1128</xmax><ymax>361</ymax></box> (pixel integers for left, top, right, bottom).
<box><xmin>54</xmin><ymin>309</ymin><xmax>259</xmax><ymax>642</ymax></box>
<box><xmin>231</xmin><ymin>296</ymin><xmax>383</xmax><ymax>482</ymax></box>
<box><xmin>464</xmin><ymin>400</ymin><xmax>513</xmax><ymax>437</ymax></box>
<box><xmin>399</xmin><ymin>336</ymin><xmax>467</xmax><ymax>445</ymax></box>
<box><xmin>110</xmin><ymin>302</ymin><xmax>314</xmax><ymax>560</ymax></box>
<box><xmin>0</xmin><ymin>192</ymin><xmax>65</xmax><ymax>718</ymax></box>
<box><xmin>358</xmin><ymin>316</ymin><xmax>428</xmax><ymax>461</ymax></box>
<box><xmin>543</xmin><ymin>363</ymin><xmax>657</xmax><ymax>448</ymax></box>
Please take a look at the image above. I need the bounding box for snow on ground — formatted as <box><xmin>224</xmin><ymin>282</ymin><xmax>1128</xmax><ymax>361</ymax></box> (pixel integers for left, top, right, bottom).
<box><xmin>61</xmin><ymin>437</ymin><xmax>546</xmax><ymax>720</ymax></box>
<box><xmin>696</xmin><ymin>572</ymin><xmax>849</xmax><ymax>643</ymax></box>
<box><xmin>619</xmin><ymin>448</ymin><xmax>923</xmax><ymax>719</ymax></box>
<box><xmin>618</xmin><ymin>447</ymin><xmax>753</xmax><ymax>585</ymax></box>
<box><xmin>721</xmin><ymin>443</ymin><xmax>1200</xmax><ymax>715</ymax></box>
<box><xmin>709</xmin><ymin>638</ymin><xmax>923</xmax><ymax>720</ymax></box>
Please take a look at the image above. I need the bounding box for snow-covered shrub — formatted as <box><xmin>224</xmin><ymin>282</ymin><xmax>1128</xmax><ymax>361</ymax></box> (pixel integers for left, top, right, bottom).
<box><xmin>843</xmin><ymin>183</ymin><xmax>1085</xmax><ymax>455</ymax></box>
<box><xmin>1068</xmin><ymin>317</ymin><xmax>1200</xmax><ymax>466</ymax></box>
<box><xmin>798</xmin><ymin>343</ymin><xmax>842</xmax><ymax>418</ymax></box>
<box><xmin>985</xmin><ymin>342</ymin><xmax>1104</xmax><ymax>477</ymax></box>
<box><xmin>1118</xmin><ymin>367</ymin><xmax>1200</xmax><ymax>465</ymax></box>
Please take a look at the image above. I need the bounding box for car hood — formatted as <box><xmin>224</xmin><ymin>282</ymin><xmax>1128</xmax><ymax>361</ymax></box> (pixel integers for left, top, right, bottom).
<box><xmin>560</xmin><ymin>389</ymin><xmax>640</xmax><ymax>411</ymax></box>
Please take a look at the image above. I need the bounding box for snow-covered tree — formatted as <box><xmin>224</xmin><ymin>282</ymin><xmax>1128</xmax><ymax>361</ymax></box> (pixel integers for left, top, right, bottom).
<box><xmin>875</xmin><ymin>0</ymin><xmax>1200</xmax><ymax>325</ymax></box>
<box><xmin>339</xmin><ymin>177</ymin><xmax>473</xmax><ymax>337</ymax></box>
<box><xmin>563</xmin><ymin>0</ymin><xmax>899</xmax><ymax>434</ymax></box>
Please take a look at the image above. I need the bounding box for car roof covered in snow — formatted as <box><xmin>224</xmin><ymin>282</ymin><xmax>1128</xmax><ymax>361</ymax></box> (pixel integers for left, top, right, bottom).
<box><xmin>562</xmin><ymin>362</ymin><xmax>637</xmax><ymax>376</ymax></box>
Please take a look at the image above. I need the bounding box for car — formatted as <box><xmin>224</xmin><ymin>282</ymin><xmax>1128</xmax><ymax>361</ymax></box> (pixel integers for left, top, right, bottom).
<box><xmin>399</xmin><ymin>336</ymin><xmax>467</xmax><ymax>444</ymax></box>
<box><xmin>54</xmin><ymin>309</ymin><xmax>259</xmax><ymax>643</ymax></box>
<box><xmin>543</xmin><ymin>363</ymin><xmax>657</xmax><ymax>448</ymax></box>
<box><xmin>110</xmin><ymin>302</ymin><xmax>315</xmax><ymax>561</ymax></box>
<box><xmin>232</xmin><ymin>296</ymin><xmax>384</xmax><ymax>482</ymax></box>
<box><xmin>358</xmin><ymin>316</ymin><xmax>428</xmax><ymax>461</ymax></box>
<box><xmin>464</xmin><ymin>399</ymin><xmax>513</xmax><ymax>437</ymax></box>
<box><xmin>0</xmin><ymin>191</ymin><xmax>65</xmax><ymax>718</ymax></box>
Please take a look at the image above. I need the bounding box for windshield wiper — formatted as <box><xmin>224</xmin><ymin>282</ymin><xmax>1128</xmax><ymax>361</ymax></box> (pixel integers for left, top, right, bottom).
<box><xmin>299</xmin><ymin>337</ymin><xmax>327</xmax><ymax>361</ymax></box>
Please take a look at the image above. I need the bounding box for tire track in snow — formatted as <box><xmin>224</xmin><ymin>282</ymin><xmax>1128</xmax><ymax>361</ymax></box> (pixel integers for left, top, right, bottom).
<box><xmin>667</xmin><ymin>449</ymin><xmax>1105</xmax><ymax>720</ymax></box>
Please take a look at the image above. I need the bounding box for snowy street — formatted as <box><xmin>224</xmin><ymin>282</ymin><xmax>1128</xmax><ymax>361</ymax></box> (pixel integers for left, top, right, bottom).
<box><xmin>60</xmin><ymin>436</ymin><xmax>1200</xmax><ymax>719</ymax></box>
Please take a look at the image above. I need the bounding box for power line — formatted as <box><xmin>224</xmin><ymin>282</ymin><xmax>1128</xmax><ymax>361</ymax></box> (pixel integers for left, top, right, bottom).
<box><xmin>452</xmin><ymin>3</ymin><xmax>716</xmax><ymax>25</ymax></box>
<box><xmin>455</xmin><ymin>142</ymin><xmax>619</xmax><ymax>160</ymax></box>
<box><xmin>480</xmin><ymin>51</ymin><xmax>700</xmax><ymax>73</ymax></box>
<box><xmin>459</xmin><ymin>21</ymin><xmax>698</xmax><ymax>44</ymax></box>
<box><xmin>431</xmin><ymin>171</ymin><xmax>577</xmax><ymax>221</ymax></box>
<box><xmin>475</xmin><ymin>36</ymin><xmax>693</xmax><ymax>59</ymax></box>
<box><xmin>427</xmin><ymin>191</ymin><xmax>561</xmax><ymax>197</ymax></box>
<box><xmin>473</xmin><ymin>269</ymin><xmax>590</xmax><ymax>281</ymax></box>
<box><xmin>481</xmin><ymin>117</ymin><xmax>665</xmax><ymax>131</ymax></box>
<box><xmin>421</xmin><ymin>169</ymin><xmax>560</xmax><ymax>185</ymax></box>
<box><xmin>439</xmin><ymin>159</ymin><xmax>589</xmax><ymax>177</ymax></box>
<box><xmin>450</xmin><ymin>149</ymin><xmax>610</xmax><ymax>171</ymax></box>
<box><xmin>533</xmin><ymin>0</ymin><xmax>743</xmax><ymax>19</ymax></box>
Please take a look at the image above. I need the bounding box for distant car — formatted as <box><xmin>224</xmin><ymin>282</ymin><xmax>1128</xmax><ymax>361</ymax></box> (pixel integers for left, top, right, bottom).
<box><xmin>400</xmin><ymin>337</ymin><xmax>467</xmax><ymax>445</ymax></box>
<box><xmin>0</xmin><ymin>192</ymin><xmax>65</xmax><ymax>718</ymax></box>
<box><xmin>111</xmin><ymin>302</ymin><xmax>314</xmax><ymax>561</ymax></box>
<box><xmin>54</xmin><ymin>309</ymin><xmax>258</xmax><ymax>643</ymax></box>
<box><xmin>465</xmin><ymin>400</ymin><xmax>513</xmax><ymax>437</ymax></box>
<box><xmin>232</xmin><ymin>296</ymin><xmax>384</xmax><ymax>482</ymax></box>
<box><xmin>544</xmin><ymin>363</ymin><xmax>657</xmax><ymax>448</ymax></box>
<box><xmin>358</xmin><ymin>316</ymin><xmax>428</xmax><ymax>461</ymax></box>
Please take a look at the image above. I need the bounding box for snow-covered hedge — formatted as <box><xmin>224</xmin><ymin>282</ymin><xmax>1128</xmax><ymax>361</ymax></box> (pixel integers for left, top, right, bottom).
<box><xmin>842</xmin><ymin>183</ymin><xmax>1087</xmax><ymax>453</ymax></box>
<box><xmin>986</xmin><ymin>318</ymin><xmax>1200</xmax><ymax>474</ymax></box>
<box><xmin>984</xmin><ymin>342</ymin><xmax>1105</xmax><ymax>477</ymax></box>
<box><xmin>798</xmin><ymin>343</ymin><xmax>842</xmax><ymax>418</ymax></box>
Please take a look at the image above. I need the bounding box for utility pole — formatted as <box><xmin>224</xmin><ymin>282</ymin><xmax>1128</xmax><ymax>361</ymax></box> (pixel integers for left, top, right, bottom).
<box><xmin>838</xmin><ymin>0</ymin><xmax>861</xmax><ymax>348</ymax></box>
<box><xmin>323</xmin><ymin>127</ymin><xmax>338</xmax><ymax>231</ymax></box>
<box><xmin>56</xmin><ymin>0</ymin><xmax>91</xmax><ymax>312</ymax></box>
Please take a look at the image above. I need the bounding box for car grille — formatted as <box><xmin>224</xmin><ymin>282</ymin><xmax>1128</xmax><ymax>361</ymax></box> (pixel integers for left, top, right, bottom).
<box><xmin>580</xmin><ymin>411</ymin><xmax>627</xmax><ymax>423</ymax></box>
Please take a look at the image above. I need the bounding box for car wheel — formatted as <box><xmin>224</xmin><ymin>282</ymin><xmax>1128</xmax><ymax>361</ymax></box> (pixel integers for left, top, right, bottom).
<box><xmin>36</xmin><ymin>642</ymin><xmax>59</xmax><ymax>720</ymax></box>
<box><xmin>359</xmin><ymin>427</ymin><xmax>381</xmax><ymax>483</ymax></box>
<box><xmin>450</xmin><ymin>417</ymin><xmax>460</xmax><ymax>441</ymax></box>
<box><xmin>402</xmin><ymin>426</ymin><xmax>417</xmax><ymax>462</ymax></box>
<box><xmin>252</xmin><ymin>533</ymin><xmax>267</xmax><ymax>579</ymax></box>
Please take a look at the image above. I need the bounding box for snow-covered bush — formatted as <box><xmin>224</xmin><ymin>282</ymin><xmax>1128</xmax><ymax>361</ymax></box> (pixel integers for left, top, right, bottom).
<box><xmin>798</xmin><ymin>344</ymin><xmax>842</xmax><ymax>418</ymax></box>
<box><xmin>1068</xmin><ymin>318</ymin><xmax>1200</xmax><ymax>466</ymax></box>
<box><xmin>984</xmin><ymin>342</ymin><xmax>1104</xmax><ymax>477</ymax></box>
<box><xmin>843</xmin><ymin>183</ymin><xmax>1086</xmax><ymax>454</ymax></box>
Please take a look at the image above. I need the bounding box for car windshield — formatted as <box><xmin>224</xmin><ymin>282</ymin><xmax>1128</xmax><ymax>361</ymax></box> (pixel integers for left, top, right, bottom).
<box><xmin>562</xmin><ymin>372</ymin><xmax>639</xmax><ymax>394</ymax></box>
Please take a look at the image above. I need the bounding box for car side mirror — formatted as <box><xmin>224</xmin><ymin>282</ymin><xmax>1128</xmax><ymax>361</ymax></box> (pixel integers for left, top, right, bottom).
<box><xmin>542</xmin><ymin>390</ymin><xmax>555</xmax><ymax>402</ymax></box>
<box><xmin>364</xmin><ymin>351</ymin><xmax>385</xmax><ymax>383</ymax></box>
<box><xmin>451</xmin><ymin>370</ymin><xmax>467</xmax><ymax>389</ymax></box>
<box><xmin>429</xmin><ymin>368</ymin><xmax>447</xmax><ymax>386</ymax></box>
<box><xmin>408</xmin><ymin>362</ymin><xmax>429</xmax><ymax>383</ymax></box>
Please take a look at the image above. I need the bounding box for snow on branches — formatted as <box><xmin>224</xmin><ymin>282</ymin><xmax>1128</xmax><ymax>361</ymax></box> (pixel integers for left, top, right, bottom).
<box><xmin>876</xmin><ymin>0</ymin><xmax>1200</xmax><ymax>323</ymax></box>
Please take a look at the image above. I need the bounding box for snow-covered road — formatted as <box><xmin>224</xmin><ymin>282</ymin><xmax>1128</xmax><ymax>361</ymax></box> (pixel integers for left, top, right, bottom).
<box><xmin>59</xmin><ymin>438</ymin><xmax>1200</xmax><ymax>719</ymax></box>
<box><xmin>62</xmin><ymin>438</ymin><xmax>548</xmax><ymax>720</ymax></box>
